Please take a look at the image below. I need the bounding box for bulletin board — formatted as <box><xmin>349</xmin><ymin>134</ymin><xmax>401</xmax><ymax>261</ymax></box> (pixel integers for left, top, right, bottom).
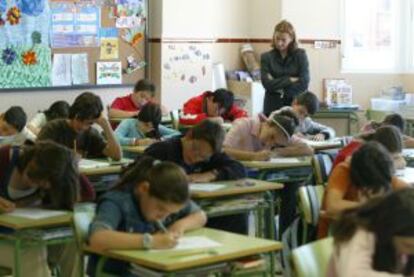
<box><xmin>0</xmin><ymin>0</ymin><xmax>148</xmax><ymax>91</ymax></box>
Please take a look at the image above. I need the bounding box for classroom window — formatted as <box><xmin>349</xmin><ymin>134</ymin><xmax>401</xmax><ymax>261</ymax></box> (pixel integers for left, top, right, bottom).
<box><xmin>341</xmin><ymin>0</ymin><xmax>403</xmax><ymax>73</ymax></box>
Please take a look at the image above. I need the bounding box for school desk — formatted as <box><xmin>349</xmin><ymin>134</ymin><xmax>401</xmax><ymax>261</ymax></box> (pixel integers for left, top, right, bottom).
<box><xmin>311</xmin><ymin>108</ymin><xmax>364</xmax><ymax>136</ymax></box>
<box><xmin>79</xmin><ymin>158</ymin><xmax>133</xmax><ymax>176</ymax></box>
<box><xmin>0</xmin><ymin>211</ymin><xmax>74</xmax><ymax>277</ymax></box>
<box><xmin>122</xmin><ymin>145</ymin><xmax>147</xmax><ymax>157</ymax></box>
<box><xmin>302</xmin><ymin>138</ymin><xmax>344</xmax><ymax>151</ymax></box>
<box><xmin>242</xmin><ymin>156</ymin><xmax>313</xmax><ymax>183</ymax></box>
<box><xmin>190</xmin><ymin>178</ymin><xmax>283</xmax><ymax>239</ymax></box>
<box><xmin>396</xmin><ymin>167</ymin><xmax>414</xmax><ymax>184</ymax></box>
<box><xmin>85</xmin><ymin>227</ymin><xmax>283</xmax><ymax>276</ymax></box>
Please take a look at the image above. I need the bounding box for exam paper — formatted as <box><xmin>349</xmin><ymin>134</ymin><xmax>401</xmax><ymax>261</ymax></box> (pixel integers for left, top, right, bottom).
<box><xmin>7</xmin><ymin>208</ymin><xmax>67</xmax><ymax>220</ymax></box>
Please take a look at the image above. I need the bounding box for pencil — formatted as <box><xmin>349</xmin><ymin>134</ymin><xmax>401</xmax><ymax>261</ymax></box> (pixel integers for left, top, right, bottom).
<box><xmin>73</xmin><ymin>139</ymin><xmax>77</xmax><ymax>154</ymax></box>
<box><xmin>157</xmin><ymin>221</ymin><xmax>168</xmax><ymax>233</ymax></box>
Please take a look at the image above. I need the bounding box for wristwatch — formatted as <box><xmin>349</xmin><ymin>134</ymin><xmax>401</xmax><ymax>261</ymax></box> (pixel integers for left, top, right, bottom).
<box><xmin>142</xmin><ymin>233</ymin><xmax>153</xmax><ymax>249</ymax></box>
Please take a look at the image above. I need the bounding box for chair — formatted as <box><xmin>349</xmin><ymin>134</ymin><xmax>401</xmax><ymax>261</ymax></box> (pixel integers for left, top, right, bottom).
<box><xmin>169</xmin><ymin>109</ymin><xmax>181</xmax><ymax>130</ymax></box>
<box><xmin>291</xmin><ymin>237</ymin><xmax>334</xmax><ymax>277</ymax></box>
<box><xmin>72</xmin><ymin>203</ymin><xmax>116</xmax><ymax>277</ymax></box>
<box><xmin>312</xmin><ymin>153</ymin><xmax>334</xmax><ymax>185</ymax></box>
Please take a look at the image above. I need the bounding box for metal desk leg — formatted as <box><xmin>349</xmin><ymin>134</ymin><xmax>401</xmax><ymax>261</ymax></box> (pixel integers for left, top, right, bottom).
<box><xmin>265</xmin><ymin>191</ymin><xmax>275</xmax><ymax>240</ymax></box>
<box><xmin>14</xmin><ymin>239</ymin><xmax>21</xmax><ymax>277</ymax></box>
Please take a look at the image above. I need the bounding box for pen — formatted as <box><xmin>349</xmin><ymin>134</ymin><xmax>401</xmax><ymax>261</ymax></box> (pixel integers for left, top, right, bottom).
<box><xmin>157</xmin><ymin>221</ymin><xmax>168</xmax><ymax>233</ymax></box>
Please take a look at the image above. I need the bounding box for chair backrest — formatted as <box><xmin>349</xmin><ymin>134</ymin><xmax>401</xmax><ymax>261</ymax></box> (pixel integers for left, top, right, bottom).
<box><xmin>291</xmin><ymin>237</ymin><xmax>334</xmax><ymax>277</ymax></box>
<box><xmin>169</xmin><ymin>109</ymin><xmax>181</xmax><ymax>130</ymax></box>
<box><xmin>298</xmin><ymin>185</ymin><xmax>325</xmax><ymax>226</ymax></box>
<box><xmin>312</xmin><ymin>153</ymin><xmax>334</xmax><ymax>185</ymax></box>
<box><xmin>73</xmin><ymin>202</ymin><xmax>96</xmax><ymax>248</ymax></box>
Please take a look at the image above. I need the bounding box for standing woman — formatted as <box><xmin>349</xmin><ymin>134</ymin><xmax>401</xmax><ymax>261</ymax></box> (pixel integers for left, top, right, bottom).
<box><xmin>261</xmin><ymin>20</ymin><xmax>310</xmax><ymax>116</ymax></box>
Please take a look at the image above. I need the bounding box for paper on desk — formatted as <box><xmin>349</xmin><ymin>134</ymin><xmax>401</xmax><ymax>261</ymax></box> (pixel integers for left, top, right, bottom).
<box><xmin>190</xmin><ymin>184</ymin><xmax>226</xmax><ymax>192</ymax></box>
<box><xmin>151</xmin><ymin>236</ymin><xmax>221</xmax><ymax>252</ymax></box>
<box><xmin>79</xmin><ymin>159</ymin><xmax>111</xmax><ymax>169</ymax></box>
<box><xmin>396</xmin><ymin>167</ymin><xmax>414</xmax><ymax>184</ymax></box>
<box><xmin>8</xmin><ymin>208</ymin><xmax>67</xmax><ymax>220</ymax></box>
<box><xmin>301</xmin><ymin>139</ymin><xmax>341</xmax><ymax>147</ymax></box>
<box><xmin>269</xmin><ymin>158</ymin><xmax>301</xmax><ymax>163</ymax></box>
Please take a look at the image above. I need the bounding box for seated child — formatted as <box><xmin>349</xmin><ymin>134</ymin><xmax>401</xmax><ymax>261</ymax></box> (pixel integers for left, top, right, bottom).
<box><xmin>223</xmin><ymin>108</ymin><xmax>313</xmax><ymax>161</ymax></box>
<box><xmin>0</xmin><ymin>141</ymin><xmax>80</xmax><ymax>277</ymax></box>
<box><xmin>333</xmin><ymin>125</ymin><xmax>406</xmax><ymax>169</ymax></box>
<box><xmin>27</xmin><ymin>100</ymin><xmax>70</xmax><ymax>137</ymax></box>
<box><xmin>179</xmin><ymin>89</ymin><xmax>247</xmax><ymax>126</ymax></box>
<box><xmin>144</xmin><ymin>120</ymin><xmax>247</xmax><ymax>234</ymax></box>
<box><xmin>318</xmin><ymin>141</ymin><xmax>409</xmax><ymax>238</ymax></box>
<box><xmin>88</xmin><ymin>157</ymin><xmax>206</xmax><ymax>276</ymax></box>
<box><xmin>329</xmin><ymin>189</ymin><xmax>414</xmax><ymax>276</ymax></box>
<box><xmin>38</xmin><ymin>92</ymin><xmax>122</xmax><ymax>160</ymax></box>
<box><xmin>0</xmin><ymin>106</ymin><xmax>33</xmax><ymax>146</ymax></box>
<box><xmin>109</xmin><ymin>79</ymin><xmax>167</xmax><ymax>119</ymax></box>
<box><xmin>115</xmin><ymin>103</ymin><xmax>180</xmax><ymax>147</ymax></box>
<box><xmin>283</xmin><ymin>91</ymin><xmax>335</xmax><ymax>141</ymax></box>
<box><xmin>361</xmin><ymin>113</ymin><xmax>414</xmax><ymax>148</ymax></box>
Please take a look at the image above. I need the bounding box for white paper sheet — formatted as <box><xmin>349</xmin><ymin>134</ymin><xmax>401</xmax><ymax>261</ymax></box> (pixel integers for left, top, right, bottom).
<box><xmin>302</xmin><ymin>139</ymin><xmax>341</xmax><ymax>147</ymax></box>
<box><xmin>396</xmin><ymin>167</ymin><xmax>414</xmax><ymax>184</ymax></box>
<box><xmin>269</xmin><ymin>158</ymin><xmax>302</xmax><ymax>163</ymax></box>
<box><xmin>190</xmin><ymin>184</ymin><xmax>226</xmax><ymax>192</ymax></box>
<box><xmin>79</xmin><ymin>159</ymin><xmax>110</xmax><ymax>169</ymax></box>
<box><xmin>52</xmin><ymin>54</ymin><xmax>72</xmax><ymax>86</ymax></box>
<box><xmin>7</xmin><ymin>208</ymin><xmax>67</xmax><ymax>220</ymax></box>
<box><xmin>151</xmin><ymin>236</ymin><xmax>221</xmax><ymax>252</ymax></box>
<box><xmin>71</xmin><ymin>53</ymin><xmax>89</xmax><ymax>85</ymax></box>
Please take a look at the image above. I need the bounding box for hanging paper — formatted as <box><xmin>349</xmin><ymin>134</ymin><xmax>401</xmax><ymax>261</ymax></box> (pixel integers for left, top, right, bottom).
<box><xmin>100</xmin><ymin>28</ymin><xmax>119</xmax><ymax>60</ymax></box>
<box><xmin>52</xmin><ymin>53</ymin><xmax>71</xmax><ymax>86</ymax></box>
<box><xmin>96</xmin><ymin>61</ymin><xmax>122</xmax><ymax>85</ymax></box>
<box><xmin>51</xmin><ymin>2</ymin><xmax>100</xmax><ymax>48</ymax></box>
<box><xmin>71</xmin><ymin>53</ymin><xmax>89</xmax><ymax>85</ymax></box>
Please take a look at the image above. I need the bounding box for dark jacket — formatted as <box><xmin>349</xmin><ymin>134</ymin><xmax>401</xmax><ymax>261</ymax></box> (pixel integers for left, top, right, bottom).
<box><xmin>260</xmin><ymin>48</ymin><xmax>310</xmax><ymax>115</ymax></box>
<box><xmin>144</xmin><ymin>137</ymin><xmax>246</xmax><ymax>180</ymax></box>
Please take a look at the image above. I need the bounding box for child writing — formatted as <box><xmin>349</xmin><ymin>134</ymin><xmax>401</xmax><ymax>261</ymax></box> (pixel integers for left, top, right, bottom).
<box><xmin>115</xmin><ymin>103</ymin><xmax>180</xmax><ymax>147</ymax></box>
<box><xmin>88</xmin><ymin>156</ymin><xmax>207</xmax><ymax>276</ymax></box>
<box><xmin>0</xmin><ymin>141</ymin><xmax>80</xmax><ymax>277</ymax></box>
<box><xmin>223</xmin><ymin>108</ymin><xmax>313</xmax><ymax>161</ymax></box>
<box><xmin>329</xmin><ymin>189</ymin><xmax>414</xmax><ymax>276</ymax></box>
<box><xmin>318</xmin><ymin>141</ymin><xmax>409</xmax><ymax>238</ymax></box>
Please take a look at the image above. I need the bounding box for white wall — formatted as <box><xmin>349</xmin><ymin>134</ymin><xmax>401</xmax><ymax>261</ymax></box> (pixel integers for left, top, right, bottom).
<box><xmin>281</xmin><ymin>0</ymin><xmax>341</xmax><ymax>39</ymax></box>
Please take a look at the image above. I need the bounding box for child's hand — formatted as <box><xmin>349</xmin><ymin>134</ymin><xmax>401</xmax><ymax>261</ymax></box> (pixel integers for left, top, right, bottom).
<box><xmin>152</xmin><ymin>232</ymin><xmax>179</xmax><ymax>249</ymax></box>
<box><xmin>0</xmin><ymin>197</ymin><xmax>15</xmax><ymax>213</ymax></box>
<box><xmin>135</xmin><ymin>138</ymin><xmax>156</xmax><ymax>146</ymax></box>
<box><xmin>311</xmin><ymin>134</ymin><xmax>326</xmax><ymax>141</ymax></box>
<box><xmin>188</xmin><ymin>172</ymin><xmax>216</xmax><ymax>183</ymax></box>
<box><xmin>168</xmin><ymin>223</ymin><xmax>185</xmax><ymax>237</ymax></box>
<box><xmin>253</xmin><ymin>150</ymin><xmax>271</xmax><ymax>161</ymax></box>
<box><xmin>95</xmin><ymin>113</ymin><xmax>110</xmax><ymax>128</ymax></box>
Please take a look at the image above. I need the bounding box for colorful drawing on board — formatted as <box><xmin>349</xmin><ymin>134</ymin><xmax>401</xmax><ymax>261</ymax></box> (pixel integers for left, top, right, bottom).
<box><xmin>110</xmin><ymin>0</ymin><xmax>146</xmax><ymax>28</ymax></box>
<box><xmin>0</xmin><ymin>0</ymin><xmax>51</xmax><ymax>88</ymax></box>
<box><xmin>100</xmin><ymin>28</ymin><xmax>119</xmax><ymax>60</ymax></box>
<box><xmin>96</xmin><ymin>61</ymin><xmax>122</xmax><ymax>85</ymax></box>
<box><xmin>163</xmin><ymin>43</ymin><xmax>211</xmax><ymax>86</ymax></box>
<box><xmin>50</xmin><ymin>2</ymin><xmax>100</xmax><ymax>48</ymax></box>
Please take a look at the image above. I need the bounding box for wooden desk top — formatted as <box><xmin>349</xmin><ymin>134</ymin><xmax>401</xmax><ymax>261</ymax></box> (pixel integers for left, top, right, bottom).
<box><xmin>0</xmin><ymin>212</ymin><xmax>72</xmax><ymax>230</ymax></box>
<box><xmin>241</xmin><ymin>156</ymin><xmax>312</xmax><ymax>170</ymax></box>
<box><xmin>303</xmin><ymin>139</ymin><xmax>343</xmax><ymax>151</ymax></box>
<box><xmin>85</xmin><ymin>228</ymin><xmax>282</xmax><ymax>272</ymax></box>
<box><xmin>190</xmin><ymin>178</ymin><xmax>283</xmax><ymax>199</ymax></box>
<box><xmin>122</xmin><ymin>145</ymin><xmax>147</xmax><ymax>154</ymax></box>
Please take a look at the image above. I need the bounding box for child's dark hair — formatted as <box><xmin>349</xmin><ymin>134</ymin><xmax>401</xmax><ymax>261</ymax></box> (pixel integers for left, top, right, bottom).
<box><xmin>135</xmin><ymin>103</ymin><xmax>162</xmax><ymax>139</ymax></box>
<box><xmin>362</xmin><ymin>125</ymin><xmax>402</xmax><ymax>154</ymax></box>
<box><xmin>333</xmin><ymin>189</ymin><xmax>414</xmax><ymax>275</ymax></box>
<box><xmin>295</xmin><ymin>91</ymin><xmax>320</xmax><ymax>115</ymax></box>
<box><xmin>350</xmin><ymin>142</ymin><xmax>394</xmax><ymax>197</ymax></box>
<box><xmin>4</xmin><ymin>106</ymin><xmax>27</xmax><ymax>132</ymax></box>
<box><xmin>134</xmin><ymin>79</ymin><xmax>156</xmax><ymax>96</ymax></box>
<box><xmin>381</xmin><ymin>113</ymin><xmax>405</xmax><ymax>133</ymax></box>
<box><xmin>116</xmin><ymin>156</ymin><xmax>189</xmax><ymax>204</ymax></box>
<box><xmin>17</xmin><ymin>140</ymin><xmax>79</xmax><ymax>210</ymax></box>
<box><xmin>69</xmin><ymin>92</ymin><xmax>103</xmax><ymax>120</ymax></box>
<box><xmin>44</xmin><ymin>101</ymin><xmax>70</xmax><ymax>122</ymax></box>
<box><xmin>268</xmin><ymin>108</ymin><xmax>299</xmax><ymax>137</ymax></box>
<box><xmin>187</xmin><ymin>119</ymin><xmax>225</xmax><ymax>153</ymax></box>
<box><xmin>206</xmin><ymin>89</ymin><xmax>235</xmax><ymax>113</ymax></box>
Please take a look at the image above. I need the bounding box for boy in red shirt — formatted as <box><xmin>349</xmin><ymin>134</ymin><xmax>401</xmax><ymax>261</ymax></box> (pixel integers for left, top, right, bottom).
<box><xmin>179</xmin><ymin>89</ymin><xmax>247</xmax><ymax>125</ymax></box>
<box><xmin>109</xmin><ymin>79</ymin><xmax>157</xmax><ymax>118</ymax></box>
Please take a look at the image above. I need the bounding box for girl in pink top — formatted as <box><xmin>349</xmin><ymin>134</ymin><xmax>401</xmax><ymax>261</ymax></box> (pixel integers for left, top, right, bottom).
<box><xmin>223</xmin><ymin>109</ymin><xmax>313</xmax><ymax>161</ymax></box>
<box><xmin>330</xmin><ymin>189</ymin><xmax>414</xmax><ymax>277</ymax></box>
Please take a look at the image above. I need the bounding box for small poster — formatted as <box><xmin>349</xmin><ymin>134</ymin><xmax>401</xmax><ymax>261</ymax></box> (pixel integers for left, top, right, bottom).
<box><xmin>51</xmin><ymin>2</ymin><xmax>100</xmax><ymax>48</ymax></box>
<box><xmin>96</xmin><ymin>61</ymin><xmax>122</xmax><ymax>85</ymax></box>
<box><xmin>100</xmin><ymin>28</ymin><xmax>119</xmax><ymax>60</ymax></box>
